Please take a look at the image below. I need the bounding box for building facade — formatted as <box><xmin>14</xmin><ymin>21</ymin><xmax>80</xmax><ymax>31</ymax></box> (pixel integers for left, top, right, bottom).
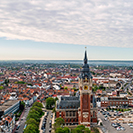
<box><xmin>97</xmin><ymin>96</ymin><xmax>133</xmax><ymax>108</ymax></box>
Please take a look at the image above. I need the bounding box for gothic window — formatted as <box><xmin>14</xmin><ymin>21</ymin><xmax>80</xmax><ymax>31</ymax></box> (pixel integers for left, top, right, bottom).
<box><xmin>70</xmin><ymin>111</ymin><xmax>71</xmax><ymax>116</ymax></box>
<box><xmin>73</xmin><ymin>111</ymin><xmax>75</xmax><ymax>116</ymax></box>
<box><xmin>66</xmin><ymin>111</ymin><xmax>68</xmax><ymax>116</ymax></box>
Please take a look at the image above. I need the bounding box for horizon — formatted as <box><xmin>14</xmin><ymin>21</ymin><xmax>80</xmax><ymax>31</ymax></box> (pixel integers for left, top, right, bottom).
<box><xmin>0</xmin><ymin>59</ymin><xmax>133</xmax><ymax>61</ymax></box>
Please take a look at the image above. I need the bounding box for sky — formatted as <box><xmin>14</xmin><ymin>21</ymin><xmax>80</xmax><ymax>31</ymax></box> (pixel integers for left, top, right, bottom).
<box><xmin>0</xmin><ymin>0</ymin><xmax>133</xmax><ymax>60</ymax></box>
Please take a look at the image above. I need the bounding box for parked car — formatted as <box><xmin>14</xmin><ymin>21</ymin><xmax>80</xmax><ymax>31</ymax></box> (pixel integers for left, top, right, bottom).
<box><xmin>16</xmin><ymin>125</ymin><xmax>20</xmax><ymax>130</ymax></box>
<box><xmin>120</xmin><ymin>127</ymin><xmax>125</xmax><ymax>130</ymax></box>
<box><xmin>130</xmin><ymin>125</ymin><xmax>133</xmax><ymax>128</ymax></box>
<box><xmin>105</xmin><ymin>115</ymin><xmax>108</xmax><ymax>118</ymax></box>
<box><xmin>102</xmin><ymin>112</ymin><xmax>106</xmax><ymax>115</ymax></box>
<box><xmin>116</xmin><ymin>127</ymin><xmax>121</xmax><ymax>131</ymax></box>
<box><xmin>104</xmin><ymin>118</ymin><xmax>107</xmax><ymax>121</ymax></box>
<box><xmin>111</xmin><ymin>123</ymin><xmax>115</xmax><ymax>127</ymax></box>
<box><xmin>116</xmin><ymin>123</ymin><xmax>121</xmax><ymax>126</ymax></box>
<box><xmin>127</xmin><ymin>123</ymin><xmax>132</xmax><ymax>126</ymax></box>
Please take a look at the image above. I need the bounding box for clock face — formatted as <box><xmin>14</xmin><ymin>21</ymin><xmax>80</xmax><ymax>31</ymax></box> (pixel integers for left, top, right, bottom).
<box><xmin>84</xmin><ymin>85</ymin><xmax>88</xmax><ymax>90</ymax></box>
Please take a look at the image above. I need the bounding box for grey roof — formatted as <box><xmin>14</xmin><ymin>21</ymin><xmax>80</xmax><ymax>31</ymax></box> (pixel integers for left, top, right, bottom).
<box><xmin>0</xmin><ymin>100</ymin><xmax>19</xmax><ymax>112</ymax></box>
<box><xmin>57</xmin><ymin>96</ymin><xmax>80</xmax><ymax>109</ymax></box>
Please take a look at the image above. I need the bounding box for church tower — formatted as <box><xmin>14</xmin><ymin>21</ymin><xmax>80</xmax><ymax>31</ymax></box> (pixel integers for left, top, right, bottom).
<box><xmin>78</xmin><ymin>50</ymin><xmax>97</xmax><ymax>128</ymax></box>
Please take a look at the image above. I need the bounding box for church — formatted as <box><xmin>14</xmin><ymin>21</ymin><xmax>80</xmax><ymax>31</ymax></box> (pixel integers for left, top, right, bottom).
<box><xmin>56</xmin><ymin>51</ymin><xmax>97</xmax><ymax>128</ymax></box>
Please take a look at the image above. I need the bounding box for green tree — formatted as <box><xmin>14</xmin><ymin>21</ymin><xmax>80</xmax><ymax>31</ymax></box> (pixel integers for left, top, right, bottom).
<box><xmin>0</xmin><ymin>86</ymin><xmax>4</xmax><ymax>90</ymax></box>
<box><xmin>55</xmin><ymin>117</ymin><xmax>65</xmax><ymax>126</ymax></box>
<box><xmin>24</xmin><ymin>124</ymin><xmax>39</xmax><ymax>133</ymax></box>
<box><xmin>64</xmin><ymin>87</ymin><xmax>68</xmax><ymax>90</ymax></box>
<box><xmin>32</xmin><ymin>102</ymin><xmax>43</xmax><ymax>108</ymax></box>
<box><xmin>20</xmin><ymin>101</ymin><xmax>25</xmax><ymax>111</ymax></box>
<box><xmin>4</xmin><ymin>79</ymin><xmax>9</xmax><ymax>86</ymax></box>
<box><xmin>55</xmin><ymin>97</ymin><xmax>58</xmax><ymax>101</ymax></box>
<box><xmin>55</xmin><ymin>127</ymin><xmax>64</xmax><ymax>133</ymax></box>
<box><xmin>92</xmin><ymin>127</ymin><xmax>100</xmax><ymax>133</ymax></box>
<box><xmin>84</xmin><ymin>128</ymin><xmax>91</xmax><ymax>133</ymax></box>
<box><xmin>26</xmin><ymin>118</ymin><xmax>39</xmax><ymax>126</ymax></box>
<box><xmin>71</xmin><ymin>125</ymin><xmax>91</xmax><ymax>133</ymax></box>
<box><xmin>30</xmin><ymin>106</ymin><xmax>43</xmax><ymax>116</ymax></box>
<box><xmin>54</xmin><ymin>118</ymin><xmax>65</xmax><ymax>130</ymax></box>
<box><xmin>26</xmin><ymin>112</ymin><xmax>40</xmax><ymax>122</ymax></box>
<box><xmin>53</xmin><ymin>107</ymin><xmax>56</xmax><ymax>113</ymax></box>
<box><xmin>63</xmin><ymin>127</ymin><xmax>70</xmax><ymax>133</ymax></box>
<box><xmin>46</xmin><ymin>97</ymin><xmax>55</xmax><ymax>109</ymax></box>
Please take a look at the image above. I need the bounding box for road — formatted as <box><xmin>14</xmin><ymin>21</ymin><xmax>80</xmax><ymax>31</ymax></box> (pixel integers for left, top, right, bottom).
<box><xmin>15</xmin><ymin>107</ymin><xmax>31</xmax><ymax>133</ymax></box>
<box><xmin>123</xmin><ymin>78</ymin><xmax>133</xmax><ymax>92</ymax></box>
<box><xmin>45</xmin><ymin>110</ymin><xmax>52</xmax><ymax>133</ymax></box>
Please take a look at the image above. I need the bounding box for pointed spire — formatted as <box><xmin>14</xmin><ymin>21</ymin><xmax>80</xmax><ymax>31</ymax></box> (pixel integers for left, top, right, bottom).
<box><xmin>84</xmin><ymin>48</ymin><xmax>87</xmax><ymax>64</ymax></box>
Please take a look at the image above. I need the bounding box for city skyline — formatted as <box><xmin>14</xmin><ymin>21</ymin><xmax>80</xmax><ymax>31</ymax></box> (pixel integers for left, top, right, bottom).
<box><xmin>0</xmin><ymin>0</ymin><xmax>133</xmax><ymax>60</ymax></box>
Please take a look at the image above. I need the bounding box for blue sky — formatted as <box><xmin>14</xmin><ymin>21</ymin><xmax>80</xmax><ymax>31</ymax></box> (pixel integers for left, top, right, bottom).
<box><xmin>0</xmin><ymin>38</ymin><xmax>132</xmax><ymax>60</ymax></box>
<box><xmin>0</xmin><ymin>0</ymin><xmax>133</xmax><ymax>60</ymax></box>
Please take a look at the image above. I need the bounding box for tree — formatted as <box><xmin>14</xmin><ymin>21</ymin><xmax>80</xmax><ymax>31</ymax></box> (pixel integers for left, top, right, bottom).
<box><xmin>24</xmin><ymin>124</ymin><xmax>39</xmax><ymax>133</ymax></box>
<box><xmin>84</xmin><ymin>128</ymin><xmax>91</xmax><ymax>133</ymax></box>
<box><xmin>26</xmin><ymin>118</ymin><xmax>39</xmax><ymax>126</ymax></box>
<box><xmin>55</xmin><ymin>127</ymin><xmax>70</xmax><ymax>133</ymax></box>
<box><xmin>55</xmin><ymin>97</ymin><xmax>58</xmax><ymax>101</ymax></box>
<box><xmin>63</xmin><ymin>127</ymin><xmax>70</xmax><ymax>133</ymax></box>
<box><xmin>20</xmin><ymin>101</ymin><xmax>25</xmax><ymax>111</ymax></box>
<box><xmin>53</xmin><ymin>107</ymin><xmax>56</xmax><ymax>113</ymax></box>
<box><xmin>71</xmin><ymin>125</ymin><xmax>91</xmax><ymax>133</ymax></box>
<box><xmin>4</xmin><ymin>79</ymin><xmax>9</xmax><ymax>86</ymax></box>
<box><xmin>55</xmin><ymin>117</ymin><xmax>65</xmax><ymax>126</ymax></box>
<box><xmin>46</xmin><ymin>97</ymin><xmax>55</xmax><ymax>109</ymax></box>
<box><xmin>64</xmin><ymin>87</ymin><xmax>68</xmax><ymax>90</ymax></box>
<box><xmin>32</xmin><ymin>102</ymin><xmax>43</xmax><ymax>108</ymax></box>
<box><xmin>30</xmin><ymin>106</ymin><xmax>43</xmax><ymax>116</ymax></box>
<box><xmin>0</xmin><ymin>86</ymin><xmax>4</xmax><ymax>90</ymax></box>
<box><xmin>26</xmin><ymin>112</ymin><xmax>40</xmax><ymax>122</ymax></box>
<box><xmin>55</xmin><ymin>127</ymin><xmax>64</xmax><ymax>133</ymax></box>
<box><xmin>92</xmin><ymin>127</ymin><xmax>100</xmax><ymax>133</ymax></box>
<box><xmin>54</xmin><ymin>118</ymin><xmax>65</xmax><ymax>130</ymax></box>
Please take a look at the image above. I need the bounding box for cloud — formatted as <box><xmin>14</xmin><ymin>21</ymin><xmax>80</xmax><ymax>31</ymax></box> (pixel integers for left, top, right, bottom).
<box><xmin>0</xmin><ymin>0</ymin><xmax>133</xmax><ymax>47</ymax></box>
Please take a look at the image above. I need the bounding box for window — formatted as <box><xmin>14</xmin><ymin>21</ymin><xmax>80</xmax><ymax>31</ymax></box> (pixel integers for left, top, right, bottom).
<box><xmin>93</xmin><ymin>111</ymin><xmax>95</xmax><ymax>117</ymax></box>
<box><xmin>70</xmin><ymin>111</ymin><xmax>71</xmax><ymax>116</ymax></box>
<box><xmin>66</xmin><ymin>111</ymin><xmax>68</xmax><ymax>116</ymax></box>
<box><xmin>73</xmin><ymin>111</ymin><xmax>75</xmax><ymax>116</ymax></box>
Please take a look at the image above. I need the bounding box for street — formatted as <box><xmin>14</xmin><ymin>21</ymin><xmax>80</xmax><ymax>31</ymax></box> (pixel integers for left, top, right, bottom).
<box><xmin>45</xmin><ymin>110</ymin><xmax>52</xmax><ymax>133</ymax></box>
<box><xmin>15</xmin><ymin>107</ymin><xmax>31</xmax><ymax>133</ymax></box>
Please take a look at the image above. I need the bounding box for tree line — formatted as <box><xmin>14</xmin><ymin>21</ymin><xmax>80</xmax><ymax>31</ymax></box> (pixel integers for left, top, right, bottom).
<box><xmin>24</xmin><ymin>102</ymin><xmax>44</xmax><ymax>133</ymax></box>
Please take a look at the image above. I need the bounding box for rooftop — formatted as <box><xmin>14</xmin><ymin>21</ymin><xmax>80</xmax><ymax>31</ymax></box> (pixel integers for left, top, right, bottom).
<box><xmin>0</xmin><ymin>100</ymin><xmax>19</xmax><ymax>112</ymax></box>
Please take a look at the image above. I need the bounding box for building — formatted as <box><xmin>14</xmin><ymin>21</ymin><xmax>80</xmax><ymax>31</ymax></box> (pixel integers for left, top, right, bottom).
<box><xmin>97</xmin><ymin>96</ymin><xmax>133</xmax><ymax>108</ymax></box>
<box><xmin>56</xmin><ymin>51</ymin><xmax>97</xmax><ymax>128</ymax></box>
<box><xmin>78</xmin><ymin>50</ymin><xmax>97</xmax><ymax>127</ymax></box>
<box><xmin>0</xmin><ymin>100</ymin><xmax>20</xmax><ymax>118</ymax></box>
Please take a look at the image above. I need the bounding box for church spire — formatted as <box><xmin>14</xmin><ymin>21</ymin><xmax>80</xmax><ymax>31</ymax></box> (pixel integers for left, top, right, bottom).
<box><xmin>84</xmin><ymin>50</ymin><xmax>88</xmax><ymax>64</ymax></box>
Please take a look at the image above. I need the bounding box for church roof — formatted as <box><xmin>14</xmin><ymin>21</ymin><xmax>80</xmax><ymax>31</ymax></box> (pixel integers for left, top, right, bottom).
<box><xmin>56</xmin><ymin>96</ymin><xmax>80</xmax><ymax>109</ymax></box>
